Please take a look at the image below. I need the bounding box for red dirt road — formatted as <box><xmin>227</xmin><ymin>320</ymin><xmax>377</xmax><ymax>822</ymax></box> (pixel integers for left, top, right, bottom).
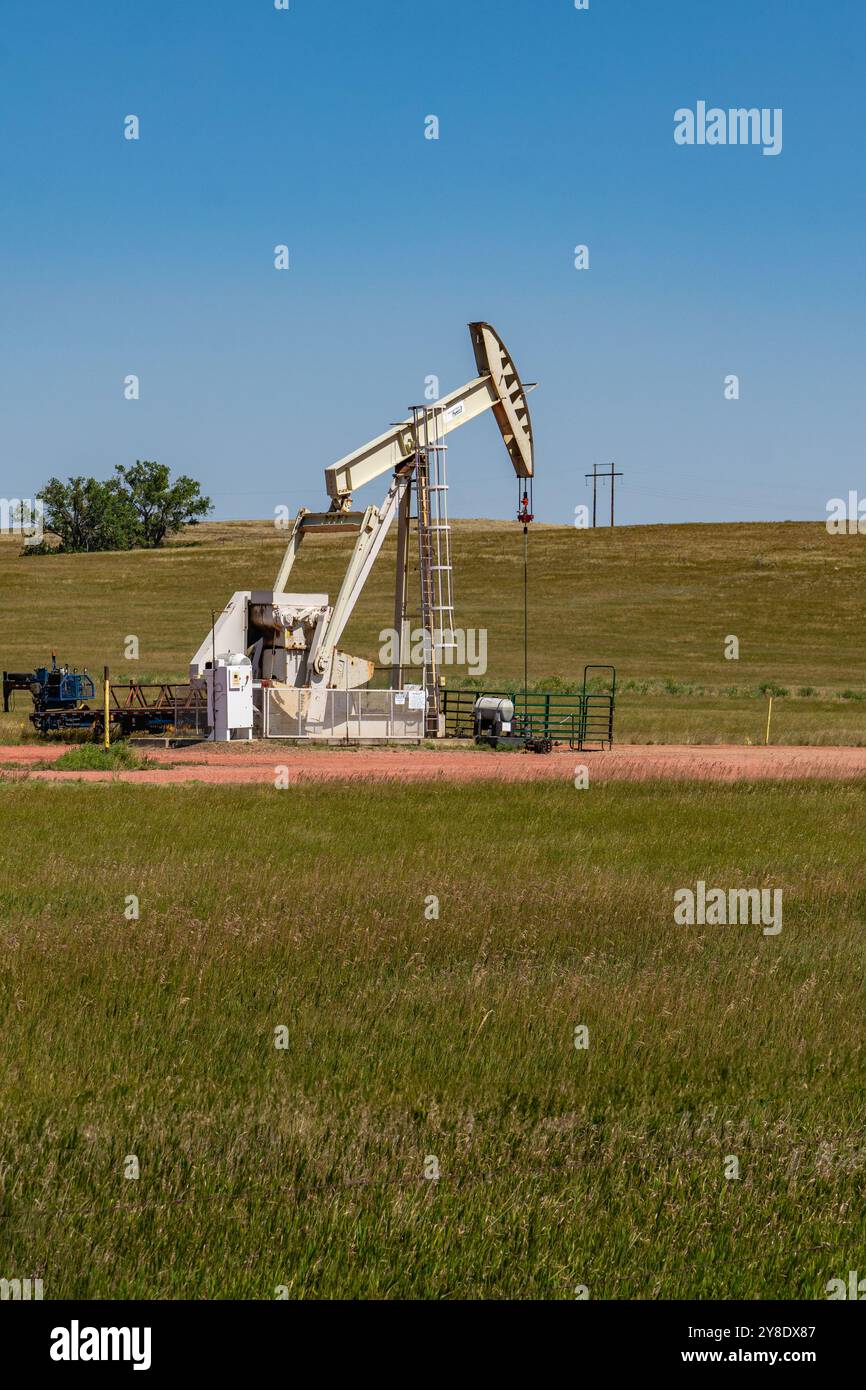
<box><xmin>3</xmin><ymin>743</ymin><xmax>866</xmax><ymax>785</ymax></box>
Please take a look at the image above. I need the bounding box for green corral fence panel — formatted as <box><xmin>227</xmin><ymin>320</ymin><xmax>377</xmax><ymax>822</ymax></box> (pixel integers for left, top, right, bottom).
<box><xmin>442</xmin><ymin>666</ymin><xmax>616</xmax><ymax>750</ymax></box>
<box><xmin>579</xmin><ymin>666</ymin><xmax>616</xmax><ymax>749</ymax></box>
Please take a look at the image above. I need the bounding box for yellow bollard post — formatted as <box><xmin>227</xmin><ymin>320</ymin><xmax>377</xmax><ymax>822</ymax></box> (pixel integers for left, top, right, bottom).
<box><xmin>103</xmin><ymin>665</ymin><xmax>110</xmax><ymax>751</ymax></box>
<box><xmin>765</xmin><ymin>696</ymin><xmax>773</xmax><ymax>746</ymax></box>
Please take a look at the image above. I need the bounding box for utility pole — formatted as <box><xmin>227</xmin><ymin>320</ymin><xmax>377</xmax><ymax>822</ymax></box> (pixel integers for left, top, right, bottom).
<box><xmin>607</xmin><ymin>461</ymin><xmax>622</xmax><ymax>526</ymax></box>
<box><xmin>585</xmin><ymin>463</ymin><xmax>598</xmax><ymax>527</ymax></box>
<box><xmin>585</xmin><ymin>462</ymin><xmax>622</xmax><ymax>526</ymax></box>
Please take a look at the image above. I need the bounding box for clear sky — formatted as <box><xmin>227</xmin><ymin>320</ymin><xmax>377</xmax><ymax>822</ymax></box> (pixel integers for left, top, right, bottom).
<box><xmin>2</xmin><ymin>0</ymin><xmax>863</xmax><ymax>526</ymax></box>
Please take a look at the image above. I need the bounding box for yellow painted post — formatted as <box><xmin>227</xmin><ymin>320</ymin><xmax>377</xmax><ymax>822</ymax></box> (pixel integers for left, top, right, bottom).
<box><xmin>103</xmin><ymin>665</ymin><xmax>110</xmax><ymax>751</ymax></box>
<box><xmin>765</xmin><ymin>696</ymin><xmax>773</xmax><ymax>746</ymax></box>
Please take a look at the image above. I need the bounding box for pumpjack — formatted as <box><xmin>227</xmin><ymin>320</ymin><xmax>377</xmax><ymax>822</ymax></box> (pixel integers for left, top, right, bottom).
<box><xmin>190</xmin><ymin>321</ymin><xmax>536</xmax><ymax>736</ymax></box>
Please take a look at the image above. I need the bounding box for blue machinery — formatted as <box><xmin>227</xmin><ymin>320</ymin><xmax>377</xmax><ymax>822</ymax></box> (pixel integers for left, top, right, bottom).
<box><xmin>5</xmin><ymin>656</ymin><xmax>98</xmax><ymax>734</ymax></box>
<box><xmin>2</xmin><ymin>655</ymin><xmax>205</xmax><ymax>738</ymax></box>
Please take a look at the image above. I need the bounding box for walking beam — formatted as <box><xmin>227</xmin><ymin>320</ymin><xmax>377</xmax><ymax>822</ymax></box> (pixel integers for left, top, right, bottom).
<box><xmin>323</xmin><ymin>322</ymin><xmax>535</xmax><ymax>507</ymax></box>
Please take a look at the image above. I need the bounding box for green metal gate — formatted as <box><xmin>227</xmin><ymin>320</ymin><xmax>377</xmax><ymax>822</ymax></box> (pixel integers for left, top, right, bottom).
<box><xmin>441</xmin><ymin>666</ymin><xmax>616</xmax><ymax>750</ymax></box>
<box><xmin>579</xmin><ymin>665</ymin><xmax>616</xmax><ymax>750</ymax></box>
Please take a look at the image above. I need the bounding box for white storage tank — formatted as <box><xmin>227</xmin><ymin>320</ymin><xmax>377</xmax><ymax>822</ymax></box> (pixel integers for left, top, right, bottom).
<box><xmin>473</xmin><ymin>696</ymin><xmax>514</xmax><ymax>738</ymax></box>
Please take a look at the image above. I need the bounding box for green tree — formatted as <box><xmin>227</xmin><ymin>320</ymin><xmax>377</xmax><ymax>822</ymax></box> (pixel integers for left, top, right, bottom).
<box><xmin>36</xmin><ymin>476</ymin><xmax>138</xmax><ymax>553</ymax></box>
<box><xmin>114</xmin><ymin>461</ymin><xmax>212</xmax><ymax>548</ymax></box>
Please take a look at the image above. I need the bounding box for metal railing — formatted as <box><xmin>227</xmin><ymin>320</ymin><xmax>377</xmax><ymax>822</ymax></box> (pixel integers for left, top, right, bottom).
<box><xmin>262</xmin><ymin>686</ymin><xmax>426</xmax><ymax>741</ymax></box>
<box><xmin>110</xmin><ymin>682</ymin><xmax>208</xmax><ymax>737</ymax></box>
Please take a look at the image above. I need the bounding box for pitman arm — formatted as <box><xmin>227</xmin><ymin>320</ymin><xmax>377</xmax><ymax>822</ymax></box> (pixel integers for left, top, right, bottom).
<box><xmin>308</xmin><ymin>471</ymin><xmax>410</xmax><ymax>678</ymax></box>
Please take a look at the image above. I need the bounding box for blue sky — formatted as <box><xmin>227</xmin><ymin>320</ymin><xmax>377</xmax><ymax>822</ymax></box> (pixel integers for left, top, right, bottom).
<box><xmin>2</xmin><ymin>0</ymin><xmax>864</xmax><ymax>525</ymax></box>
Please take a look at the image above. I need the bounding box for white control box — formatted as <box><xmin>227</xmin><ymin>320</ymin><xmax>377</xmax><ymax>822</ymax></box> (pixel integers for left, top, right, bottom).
<box><xmin>206</xmin><ymin>653</ymin><xmax>253</xmax><ymax>741</ymax></box>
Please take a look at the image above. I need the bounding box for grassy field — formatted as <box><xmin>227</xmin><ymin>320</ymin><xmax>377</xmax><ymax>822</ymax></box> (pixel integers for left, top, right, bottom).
<box><xmin>2</xmin><ymin>519</ymin><xmax>864</xmax><ymax>745</ymax></box>
<box><xmin>1</xmin><ymin>778</ymin><xmax>865</xmax><ymax>1299</ymax></box>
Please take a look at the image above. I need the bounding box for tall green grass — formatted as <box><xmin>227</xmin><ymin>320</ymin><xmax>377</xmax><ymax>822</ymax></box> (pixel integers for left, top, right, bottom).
<box><xmin>45</xmin><ymin>742</ymin><xmax>148</xmax><ymax>772</ymax></box>
<box><xmin>1</xmin><ymin>780</ymin><xmax>864</xmax><ymax>1298</ymax></box>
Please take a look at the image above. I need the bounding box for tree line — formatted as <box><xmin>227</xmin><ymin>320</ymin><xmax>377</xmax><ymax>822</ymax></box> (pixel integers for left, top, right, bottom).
<box><xmin>29</xmin><ymin>461</ymin><xmax>212</xmax><ymax>553</ymax></box>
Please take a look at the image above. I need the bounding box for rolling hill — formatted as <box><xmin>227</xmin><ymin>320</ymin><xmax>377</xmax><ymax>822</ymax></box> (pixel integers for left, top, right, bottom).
<box><xmin>2</xmin><ymin>519</ymin><xmax>864</xmax><ymax>744</ymax></box>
